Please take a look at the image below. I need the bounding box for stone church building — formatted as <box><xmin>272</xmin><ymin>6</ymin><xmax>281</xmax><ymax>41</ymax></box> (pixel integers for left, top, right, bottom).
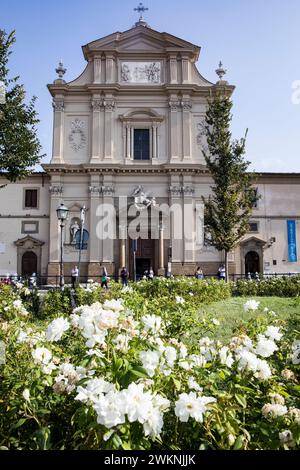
<box><xmin>0</xmin><ymin>16</ymin><xmax>300</xmax><ymax>282</ymax></box>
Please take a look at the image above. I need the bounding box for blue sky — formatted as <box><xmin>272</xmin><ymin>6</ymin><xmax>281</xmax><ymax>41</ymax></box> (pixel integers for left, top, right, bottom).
<box><xmin>1</xmin><ymin>0</ymin><xmax>300</xmax><ymax>172</ymax></box>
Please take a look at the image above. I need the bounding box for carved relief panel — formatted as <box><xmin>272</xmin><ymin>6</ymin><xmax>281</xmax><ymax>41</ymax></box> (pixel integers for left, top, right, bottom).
<box><xmin>120</xmin><ymin>62</ymin><xmax>162</xmax><ymax>84</ymax></box>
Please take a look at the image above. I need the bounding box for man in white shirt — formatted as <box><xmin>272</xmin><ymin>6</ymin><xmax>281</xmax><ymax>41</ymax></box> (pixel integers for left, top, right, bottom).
<box><xmin>71</xmin><ymin>266</ymin><xmax>79</xmax><ymax>288</ymax></box>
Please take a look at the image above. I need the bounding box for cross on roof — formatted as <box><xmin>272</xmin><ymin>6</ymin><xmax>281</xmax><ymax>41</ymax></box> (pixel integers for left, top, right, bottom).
<box><xmin>134</xmin><ymin>2</ymin><xmax>148</xmax><ymax>20</ymax></box>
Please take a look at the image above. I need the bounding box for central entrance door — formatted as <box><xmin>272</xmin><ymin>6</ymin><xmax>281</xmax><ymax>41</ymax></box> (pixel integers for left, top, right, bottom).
<box><xmin>129</xmin><ymin>238</ymin><xmax>155</xmax><ymax>279</ymax></box>
<box><xmin>245</xmin><ymin>251</ymin><xmax>260</xmax><ymax>275</ymax></box>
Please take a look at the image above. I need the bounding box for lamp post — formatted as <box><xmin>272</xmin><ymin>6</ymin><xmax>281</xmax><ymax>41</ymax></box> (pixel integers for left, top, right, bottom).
<box><xmin>56</xmin><ymin>203</ymin><xmax>69</xmax><ymax>291</ymax></box>
<box><xmin>78</xmin><ymin>205</ymin><xmax>86</xmax><ymax>283</ymax></box>
<box><xmin>132</xmin><ymin>239</ymin><xmax>137</xmax><ymax>282</ymax></box>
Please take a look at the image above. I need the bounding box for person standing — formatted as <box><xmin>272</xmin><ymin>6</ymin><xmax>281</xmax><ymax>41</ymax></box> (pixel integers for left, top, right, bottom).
<box><xmin>218</xmin><ymin>264</ymin><xmax>226</xmax><ymax>281</ymax></box>
<box><xmin>101</xmin><ymin>266</ymin><xmax>108</xmax><ymax>289</ymax></box>
<box><xmin>71</xmin><ymin>266</ymin><xmax>79</xmax><ymax>289</ymax></box>
<box><xmin>195</xmin><ymin>267</ymin><xmax>204</xmax><ymax>280</ymax></box>
<box><xmin>148</xmin><ymin>267</ymin><xmax>154</xmax><ymax>280</ymax></box>
<box><xmin>120</xmin><ymin>266</ymin><xmax>128</xmax><ymax>287</ymax></box>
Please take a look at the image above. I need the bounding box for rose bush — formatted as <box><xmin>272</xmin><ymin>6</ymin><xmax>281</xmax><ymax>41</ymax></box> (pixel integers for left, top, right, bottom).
<box><xmin>0</xmin><ymin>282</ymin><xmax>299</xmax><ymax>450</ymax></box>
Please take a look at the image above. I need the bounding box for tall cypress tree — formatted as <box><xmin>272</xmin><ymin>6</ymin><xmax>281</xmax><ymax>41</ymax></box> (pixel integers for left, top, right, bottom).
<box><xmin>0</xmin><ymin>30</ymin><xmax>42</xmax><ymax>185</ymax></box>
<box><xmin>202</xmin><ymin>93</ymin><xmax>259</xmax><ymax>281</ymax></box>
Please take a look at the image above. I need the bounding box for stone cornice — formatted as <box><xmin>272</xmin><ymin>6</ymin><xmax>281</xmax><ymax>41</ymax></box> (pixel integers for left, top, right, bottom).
<box><xmin>48</xmin><ymin>83</ymin><xmax>234</xmax><ymax>98</ymax></box>
<box><xmin>42</xmin><ymin>163</ymin><xmax>209</xmax><ymax>175</ymax></box>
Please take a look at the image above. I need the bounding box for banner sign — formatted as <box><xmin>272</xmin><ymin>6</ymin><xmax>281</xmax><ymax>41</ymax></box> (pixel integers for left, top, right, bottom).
<box><xmin>75</xmin><ymin>229</ymin><xmax>89</xmax><ymax>250</ymax></box>
<box><xmin>287</xmin><ymin>220</ymin><xmax>297</xmax><ymax>262</ymax></box>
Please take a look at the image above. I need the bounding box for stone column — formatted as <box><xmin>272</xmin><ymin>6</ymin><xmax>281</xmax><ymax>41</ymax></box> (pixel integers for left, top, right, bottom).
<box><xmin>181</xmin><ymin>97</ymin><xmax>192</xmax><ymax>161</ymax></box>
<box><xmin>101</xmin><ymin>178</ymin><xmax>115</xmax><ymax>275</ymax></box>
<box><xmin>126</xmin><ymin>125</ymin><xmax>131</xmax><ymax>159</ymax></box>
<box><xmin>122</xmin><ymin>123</ymin><xmax>127</xmax><ymax>160</ymax></box>
<box><xmin>88</xmin><ymin>175</ymin><xmax>102</xmax><ymax>279</ymax></box>
<box><xmin>90</xmin><ymin>98</ymin><xmax>102</xmax><ymax>163</ymax></box>
<box><xmin>119</xmin><ymin>226</ymin><xmax>127</xmax><ymax>269</ymax></box>
<box><xmin>47</xmin><ymin>182</ymin><xmax>64</xmax><ymax>283</ymax></box>
<box><xmin>182</xmin><ymin>179</ymin><xmax>196</xmax><ymax>274</ymax></box>
<box><xmin>103</xmin><ymin>97</ymin><xmax>115</xmax><ymax>160</ymax></box>
<box><xmin>181</xmin><ymin>56</ymin><xmax>190</xmax><ymax>84</ymax></box>
<box><xmin>169</xmin><ymin>176</ymin><xmax>183</xmax><ymax>274</ymax></box>
<box><xmin>131</xmin><ymin>127</ymin><xmax>134</xmax><ymax>159</ymax></box>
<box><xmin>51</xmin><ymin>98</ymin><xmax>65</xmax><ymax>164</ymax></box>
<box><xmin>169</xmin><ymin>55</ymin><xmax>178</xmax><ymax>84</ymax></box>
<box><xmin>168</xmin><ymin>97</ymin><xmax>180</xmax><ymax>162</ymax></box>
<box><xmin>94</xmin><ymin>57</ymin><xmax>102</xmax><ymax>84</ymax></box>
<box><xmin>105</xmin><ymin>55</ymin><xmax>115</xmax><ymax>83</ymax></box>
<box><xmin>158</xmin><ymin>225</ymin><xmax>165</xmax><ymax>275</ymax></box>
<box><xmin>152</xmin><ymin>124</ymin><xmax>157</xmax><ymax>160</ymax></box>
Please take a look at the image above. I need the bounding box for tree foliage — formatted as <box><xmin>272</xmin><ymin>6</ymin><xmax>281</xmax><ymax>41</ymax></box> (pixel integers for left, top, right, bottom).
<box><xmin>202</xmin><ymin>94</ymin><xmax>259</xmax><ymax>278</ymax></box>
<box><xmin>0</xmin><ymin>30</ymin><xmax>43</xmax><ymax>183</ymax></box>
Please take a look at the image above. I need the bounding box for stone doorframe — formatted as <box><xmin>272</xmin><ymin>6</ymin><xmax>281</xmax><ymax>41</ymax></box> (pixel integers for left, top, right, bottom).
<box><xmin>14</xmin><ymin>235</ymin><xmax>45</xmax><ymax>276</ymax></box>
<box><xmin>240</xmin><ymin>236</ymin><xmax>267</xmax><ymax>275</ymax></box>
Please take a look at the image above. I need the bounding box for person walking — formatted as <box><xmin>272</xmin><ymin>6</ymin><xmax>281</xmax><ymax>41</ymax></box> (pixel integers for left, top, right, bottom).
<box><xmin>148</xmin><ymin>267</ymin><xmax>154</xmax><ymax>280</ymax></box>
<box><xmin>218</xmin><ymin>264</ymin><xmax>226</xmax><ymax>281</ymax></box>
<box><xmin>195</xmin><ymin>267</ymin><xmax>204</xmax><ymax>280</ymax></box>
<box><xmin>120</xmin><ymin>266</ymin><xmax>129</xmax><ymax>288</ymax></box>
<box><xmin>71</xmin><ymin>266</ymin><xmax>79</xmax><ymax>289</ymax></box>
<box><xmin>101</xmin><ymin>266</ymin><xmax>108</xmax><ymax>289</ymax></box>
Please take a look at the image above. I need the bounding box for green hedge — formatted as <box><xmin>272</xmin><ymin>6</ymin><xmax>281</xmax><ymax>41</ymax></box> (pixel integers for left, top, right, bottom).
<box><xmin>232</xmin><ymin>276</ymin><xmax>300</xmax><ymax>297</ymax></box>
<box><xmin>135</xmin><ymin>277</ymin><xmax>231</xmax><ymax>303</ymax></box>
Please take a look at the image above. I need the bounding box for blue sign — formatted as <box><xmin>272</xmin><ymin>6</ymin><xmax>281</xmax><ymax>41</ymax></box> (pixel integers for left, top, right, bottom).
<box><xmin>132</xmin><ymin>239</ymin><xmax>137</xmax><ymax>252</ymax></box>
<box><xmin>287</xmin><ymin>220</ymin><xmax>297</xmax><ymax>262</ymax></box>
<box><xmin>75</xmin><ymin>229</ymin><xmax>89</xmax><ymax>250</ymax></box>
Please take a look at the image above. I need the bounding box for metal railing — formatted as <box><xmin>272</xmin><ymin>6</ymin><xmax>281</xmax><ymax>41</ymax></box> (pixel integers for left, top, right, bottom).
<box><xmin>0</xmin><ymin>272</ymin><xmax>299</xmax><ymax>289</ymax></box>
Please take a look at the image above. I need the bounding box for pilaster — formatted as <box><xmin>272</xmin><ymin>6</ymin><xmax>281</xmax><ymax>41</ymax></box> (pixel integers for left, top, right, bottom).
<box><xmin>181</xmin><ymin>96</ymin><xmax>192</xmax><ymax>161</ymax></box>
<box><xmin>90</xmin><ymin>97</ymin><xmax>102</xmax><ymax>163</ymax></box>
<box><xmin>168</xmin><ymin>96</ymin><xmax>180</xmax><ymax>162</ymax></box>
<box><xmin>51</xmin><ymin>98</ymin><xmax>65</xmax><ymax>164</ymax></box>
<box><xmin>103</xmin><ymin>96</ymin><xmax>115</xmax><ymax>160</ymax></box>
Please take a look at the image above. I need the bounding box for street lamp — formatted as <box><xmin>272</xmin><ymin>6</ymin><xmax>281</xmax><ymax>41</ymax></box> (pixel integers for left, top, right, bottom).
<box><xmin>56</xmin><ymin>203</ymin><xmax>69</xmax><ymax>290</ymax></box>
<box><xmin>78</xmin><ymin>205</ymin><xmax>86</xmax><ymax>282</ymax></box>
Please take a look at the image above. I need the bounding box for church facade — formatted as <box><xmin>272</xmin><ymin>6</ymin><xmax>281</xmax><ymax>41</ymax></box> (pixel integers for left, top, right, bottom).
<box><xmin>1</xmin><ymin>18</ymin><xmax>300</xmax><ymax>282</ymax></box>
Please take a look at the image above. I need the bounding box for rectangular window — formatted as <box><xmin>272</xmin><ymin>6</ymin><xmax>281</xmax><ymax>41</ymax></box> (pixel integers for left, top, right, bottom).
<box><xmin>248</xmin><ymin>222</ymin><xmax>259</xmax><ymax>232</ymax></box>
<box><xmin>134</xmin><ymin>129</ymin><xmax>150</xmax><ymax>161</ymax></box>
<box><xmin>25</xmin><ymin>189</ymin><xmax>38</xmax><ymax>208</ymax></box>
<box><xmin>22</xmin><ymin>221</ymin><xmax>39</xmax><ymax>234</ymax></box>
<box><xmin>252</xmin><ymin>188</ymin><xmax>259</xmax><ymax>208</ymax></box>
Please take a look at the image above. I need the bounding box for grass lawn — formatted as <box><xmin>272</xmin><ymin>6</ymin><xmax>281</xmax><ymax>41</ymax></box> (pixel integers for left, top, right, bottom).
<box><xmin>198</xmin><ymin>296</ymin><xmax>300</xmax><ymax>342</ymax></box>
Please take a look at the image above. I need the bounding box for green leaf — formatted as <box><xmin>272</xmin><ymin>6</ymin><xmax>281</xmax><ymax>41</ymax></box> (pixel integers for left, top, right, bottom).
<box><xmin>233</xmin><ymin>435</ymin><xmax>244</xmax><ymax>450</ymax></box>
<box><xmin>11</xmin><ymin>418</ymin><xmax>27</xmax><ymax>429</ymax></box>
<box><xmin>122</xmin><ymin>441</ymin><xmax>132</xmax><ymax>450</ymax></box>
<box><xmin>129</xmin><ymin>366</ymin><xmax>148</xmax><ymax>378</ymax></box>
<box><xmin>235</xmin><ymin>394</ymin><xmax>247</xmax><ymax>409</ymax></box>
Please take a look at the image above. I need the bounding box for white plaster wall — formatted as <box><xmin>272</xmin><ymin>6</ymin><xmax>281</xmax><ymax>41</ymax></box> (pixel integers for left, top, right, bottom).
<box><xmin>0</xmin><ymin>177</ymin><xmax>50</xmax><ymax>275</ymax></box>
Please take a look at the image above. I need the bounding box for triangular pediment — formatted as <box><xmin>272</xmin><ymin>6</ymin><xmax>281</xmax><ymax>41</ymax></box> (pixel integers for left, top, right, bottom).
<box><xmin>14</xmin><ymin>235</ymin><xmax>44</xmax><ymax>247</ymax></box>
<box><xmin>119</xmin><ymin>38</ymin><xmax>164</xmax><ymax>52</ymax></box>
<box><xmin>82</xmin><ymin>26</ymin><xmax>200</xmax><ymax>59</ymax></box>
<box><xmin>240</xmin><ymin>236</ymin><xmax>267</xmax><ymax>246</ymax></box>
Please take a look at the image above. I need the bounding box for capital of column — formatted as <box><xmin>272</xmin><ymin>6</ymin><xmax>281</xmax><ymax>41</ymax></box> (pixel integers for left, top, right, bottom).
<box><xmin>102</xmin><ymin>185</ymin><xmax>115</xmax><ymax>197</ymax></box>
<box><xmin>52</xmin><ymin>100</ymin><xmax>64</xmax><ymax>112</ymax></box>
<box><xmin>181</xmin><ymin>99</ymin><xmax>192</xmax><ymax>111</ymax></box>
<box><xmin>168</xmin><ymin>99</ymin><xmax>180</xmax><ymax>111</ymax></box>
<box><xmin>49</xmin><ymin>185</ymin><xmax>63</xmax><ymax>196</ymax></box>
<box><xmin>182</xmin><ymin>185</ymin><xmax>195</xmax><ymax>197</ymax></box>
<box><xmin>103</xmin><ymin>99</ymin><xmax>115</xmax><ymax>111</ymax></box>
<box><xmin>88</xmin><ymin>186</ymin><xmax>102</xmax><ymax>196</ymax></box>
<box><xmin>91</xmin><ymin>99</ymin><xmax>103</xmax><ymax>111</ymax></box>
<box><xmin>169</xmin><ymin>185</ymin><xmax>182</xmax><ymax>197</ymax></box>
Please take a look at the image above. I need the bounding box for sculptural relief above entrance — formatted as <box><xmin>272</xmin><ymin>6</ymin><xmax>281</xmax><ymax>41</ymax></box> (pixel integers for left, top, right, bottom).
<box><xmin>120</xmin><ymin>62</ymin><xmax>161</xmax><ymax>84</ymax></box>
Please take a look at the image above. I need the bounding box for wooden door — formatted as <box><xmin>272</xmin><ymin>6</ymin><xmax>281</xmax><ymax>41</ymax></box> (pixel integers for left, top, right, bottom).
<box><xmin>22</xmin><ymin>251</ymin><xmax>37</xmax><ymax>277</ymax></box>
